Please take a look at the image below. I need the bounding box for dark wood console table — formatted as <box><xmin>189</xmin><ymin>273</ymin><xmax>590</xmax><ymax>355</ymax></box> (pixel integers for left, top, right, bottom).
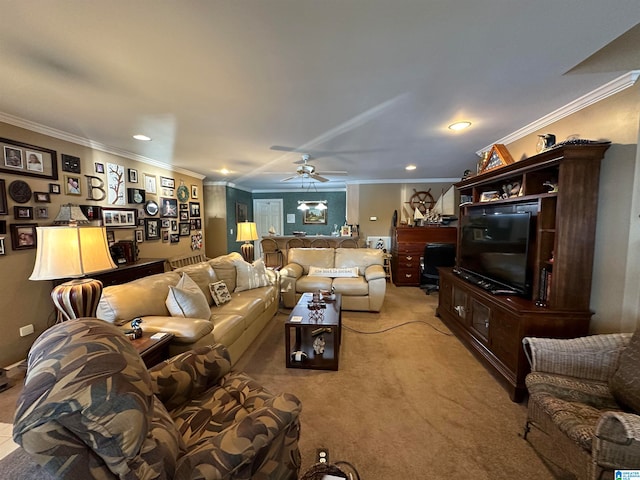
<box><xmin>55</xmin><ymin>258</ymin><xmax>166</xmax><ymax>287</ymax></box>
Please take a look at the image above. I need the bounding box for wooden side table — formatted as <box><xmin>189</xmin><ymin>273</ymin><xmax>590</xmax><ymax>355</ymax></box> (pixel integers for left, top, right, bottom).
<box><xmin>130</xmin><ymin>332</ymin><xmax>174</xmax><ymax>368</ymax></box>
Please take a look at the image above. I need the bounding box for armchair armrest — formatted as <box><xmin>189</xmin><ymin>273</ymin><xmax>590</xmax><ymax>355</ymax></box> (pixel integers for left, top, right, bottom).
<box><xmin>523</xmin><ymin>333</ymin><xmax>631</xmax><ymax>382</ymax></box>
<box><xmin>280</xmin><ymin>263</ymin><xmax>303</xmax><ymax>279</ymax></box>
<box><xmin>149</xmin><ymin>344</ymin><xmax>232</xmax><ymax>410</ymax></box>
<box><xmin>364</xmin><ymin>264</ymin><xmax>386</xmax><ymax>281</ymax></box>
<box><xmin>594</xmin><ymin>411</ymin><xmax>640</xmax><ymax>470</ymax></box>
<box><xmin>174</xmin><ymin>392</ymin><xmax>302</xmax><ymax>479</ymax></box>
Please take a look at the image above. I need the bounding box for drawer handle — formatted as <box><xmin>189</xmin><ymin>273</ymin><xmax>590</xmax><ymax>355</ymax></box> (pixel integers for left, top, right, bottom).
<box><xmin>404</xmin><ymin>263</ymin><xmax>412</xmax><ymax>267</ymax></box>
<box><xmin>406</xmin><ymin>256</ymin><xmax>413</xmax><ymax>260</ymax></box>
<box><xmin>405</xmin><ymin>273</ymin><xmax>413</xmax><ymax>278</ymax></box>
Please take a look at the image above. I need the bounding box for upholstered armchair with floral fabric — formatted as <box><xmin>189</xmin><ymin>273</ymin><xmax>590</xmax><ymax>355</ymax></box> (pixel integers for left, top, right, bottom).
<box><xmin>523</xmin><ymin>331</ymin><xmax>640</xmax><ymax>479</ymax></box>
<box><xmin>13</xmin><ymin>318</ymin><xmax>302</xmax><ymax>480</ymax></box>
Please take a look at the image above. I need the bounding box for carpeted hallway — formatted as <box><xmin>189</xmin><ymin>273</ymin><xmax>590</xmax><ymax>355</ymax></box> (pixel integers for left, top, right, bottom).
<box><xmin>0</xmin><ymin>284</ymin><xmax>557</xmax><ymax>478</ymax></box>
<box><xmin>234</xmin><ymin>284</ymin><xmax>556</xmax><ymax>479</ymax></box>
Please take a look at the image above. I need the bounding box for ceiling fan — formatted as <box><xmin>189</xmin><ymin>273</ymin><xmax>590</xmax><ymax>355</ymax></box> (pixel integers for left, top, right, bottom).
<box><xmin>280</xmin><ymin>154</ymin><xmax>346</xmax><ymax>183</ymax></box>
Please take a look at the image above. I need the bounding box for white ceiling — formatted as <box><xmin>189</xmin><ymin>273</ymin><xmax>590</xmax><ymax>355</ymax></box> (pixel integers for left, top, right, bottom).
<box><xmin>1</xmin><ymin>1</ymin><xmax>639</xmax><ymax>192</ymax></box>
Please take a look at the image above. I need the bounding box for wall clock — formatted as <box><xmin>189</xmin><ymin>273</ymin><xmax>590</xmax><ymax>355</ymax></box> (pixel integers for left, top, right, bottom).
<box><xmin>144</xmin><ymin>200</ymin><xmax>159</xmax><ymax>216</ymax></box>
<box><xmin>8</xmin><ymin>180</ymin><xmax>32</xmax><ymax>203</ymax></box>
<box><xmin>479</xmin><ymin>144</ymin><xmax>514</xmax><ymax>174</ymax></box>
<box><xmin>61</xmin><ymin>154</ymin><xmax>81</xmax><ymax>174</ymax></box>
<box><xmin>176</xmin><ymin>184</ymin><xmax>189</xmax><ymax>203</ymax></box>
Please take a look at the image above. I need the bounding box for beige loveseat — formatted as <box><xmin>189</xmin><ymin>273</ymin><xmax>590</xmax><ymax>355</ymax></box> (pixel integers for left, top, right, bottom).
<box><xmin>97</xmin><ymin>252</ymin><xmax>278</xmax><ymax>365</ymax></box>
<box><xmin>280</xmin><ymin>247</ymin><xmax>386</xmax><ymax>312</ymax></box>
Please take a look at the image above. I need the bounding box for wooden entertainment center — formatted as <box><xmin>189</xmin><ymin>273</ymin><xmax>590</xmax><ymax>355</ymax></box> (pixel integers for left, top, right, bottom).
<box><xmin>436</xmin><ymin>143</ymin><xmax>610</xmax><ymax>401</ymax></box>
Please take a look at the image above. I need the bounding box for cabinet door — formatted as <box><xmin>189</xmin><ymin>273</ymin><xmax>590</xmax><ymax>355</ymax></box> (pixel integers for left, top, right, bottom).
<box><xmin>489</xmin><ymin>310</ymin><xmax>519</xmax><ymax>370</ymax></box>
<box><xmin>470</xmin><ymin>299</ymin><xmax>490</xmax><ymax>342</ymax></box>
<box><xmin>452</xmin><ymin>285</ymin><xmax>468</xmax><ymax>325</ymax></box>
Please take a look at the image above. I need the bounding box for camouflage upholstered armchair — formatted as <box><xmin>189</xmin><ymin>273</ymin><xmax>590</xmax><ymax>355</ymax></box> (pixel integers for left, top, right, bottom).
<box><xmin>13</xmin><ymin>318</ymin><xmax>302</xmax><ymax>480</ymax></box>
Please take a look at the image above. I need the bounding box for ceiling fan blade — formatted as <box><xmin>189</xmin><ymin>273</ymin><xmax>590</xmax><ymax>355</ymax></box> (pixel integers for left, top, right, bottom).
<box><xmin>310</xmin><ymin>173</ymin><xmax>330</xmax><ymax>182</ymax></box>
<box><xmin>280</xmin><ymin>175</ymin><xmax>299</xmax><ymax>182</ymax></box>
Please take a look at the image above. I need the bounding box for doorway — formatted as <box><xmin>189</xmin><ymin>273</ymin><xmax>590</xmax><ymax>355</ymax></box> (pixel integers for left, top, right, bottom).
<box><xmin>253</xmin><ymin>199</ymin><xmax>284</xmax><ymax>261</ymax></box>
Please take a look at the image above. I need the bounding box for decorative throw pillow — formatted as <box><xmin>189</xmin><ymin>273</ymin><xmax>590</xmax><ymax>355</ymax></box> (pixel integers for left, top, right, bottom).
<box><xmin>308</xmin><ymin>266</ymin><xmax>359</xmax><ymax>278</ymax></box>
<box><xmin>209</xmin><ymin>281</ymin><xmax>232</xmax><ymax>306</ymax></box>
<box><xmin>165</xmin><ymin>273</ymin><xmax>211</xmax><ymax>319</ymax></box>
<box><xmin>234</xmin><ymin>258</ymin><xmax>271</xmax><ymax>292</ymax></box>
<box><xmin>610</xmin><ymin>330</ymin><xmax>640</xmax><ymax>412</ymax></box>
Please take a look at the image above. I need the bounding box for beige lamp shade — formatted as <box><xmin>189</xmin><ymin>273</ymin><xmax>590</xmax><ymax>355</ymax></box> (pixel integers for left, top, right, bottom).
<box><xmin>30</xmin><ymin>226</ymin><xmax>117</xmax><ymax>280</ymax></box>
<box><xmin>236</xmin><ymin>221</ymin><xmax>259</xmax><ymax>242</ymax></box>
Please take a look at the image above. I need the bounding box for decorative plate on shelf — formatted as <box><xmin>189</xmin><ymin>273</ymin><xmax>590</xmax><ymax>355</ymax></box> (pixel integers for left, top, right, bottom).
<box><xmin>144</xmin><ymin>200</ymin><xmax>159</xmax><ymax>216</ymax></box>
<box><xmin>8</xmin><ymin>180</ymin><xmax>32</xmax><ymax>203</ymax></box>
<box><xmin>176</xmin><ymin>184</ymin><xmax>189</xmax><ymax>203</ymax></box>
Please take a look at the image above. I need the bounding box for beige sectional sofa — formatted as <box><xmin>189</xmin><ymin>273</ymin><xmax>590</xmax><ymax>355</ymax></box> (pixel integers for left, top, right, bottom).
<box><xmin>97</xmin><ymin>252</ymin><xmax>278</xmax><ymax>365</ymax></box>
<box><xmin>280</xmin><ymin>247</ymin><xmax>386</xmax><ymax>312</ymax></box>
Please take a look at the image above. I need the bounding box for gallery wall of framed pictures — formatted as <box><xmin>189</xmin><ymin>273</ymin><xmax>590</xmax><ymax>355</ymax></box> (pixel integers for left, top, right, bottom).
<box><xmin>0</xmin><ymin>133</ymin><xmax>204</xmax><ymax>257</ymax></box>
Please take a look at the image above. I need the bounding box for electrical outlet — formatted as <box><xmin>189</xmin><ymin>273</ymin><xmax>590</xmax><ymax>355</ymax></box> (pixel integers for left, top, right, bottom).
<box><xmin>19</xmin><ymin>324</ymin><xmax>34</xmax><ymax>337</ymax></box>
<box><xmin>316</xmin><ymin>447</ymin><xmax>329</xmax><ymax>464</ymax></box>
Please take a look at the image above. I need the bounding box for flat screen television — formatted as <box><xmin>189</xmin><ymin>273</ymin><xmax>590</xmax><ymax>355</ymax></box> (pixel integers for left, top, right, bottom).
<box><xmin>458</xmin><ymin>212</ymin><xmax>532</xmax><ymax>295</ymax></box>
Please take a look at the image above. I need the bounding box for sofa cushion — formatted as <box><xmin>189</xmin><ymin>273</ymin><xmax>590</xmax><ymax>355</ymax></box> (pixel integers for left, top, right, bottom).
<box><xmin>97</xmin><ymin>272</ymin><xmax>181</xmax><ymax>326</ymax></box>
<box><xmin>333</xmin><ymin>276</ymin><xmax>369</xmax><ymax>296</ymax></box>
<box><xmin>288</xmin><ymin>248</ymin><xmax>335</xmax><ymax>274</ymax></box>
<box><xmin>610</xmin><ymin>330</ymin><xmax>640</xmax><ymax>412</ymax></box>
<box><xmin>335</xmin><ymin>247</ymin><xmax>383</xmax><ymax>275</ymax></box>
<box><xmin>210</xmin><ymin>280</ymin><xmax>232</xmax><ymax>306</ymax></box>
<box><xmin>309</xmin><ymin>266</ymin><xmax>358</xmax><ymax>278</ymax></box>
<box><xmin>297</xmin><ymin>275</ymin><xmax>333</xmax><ymax>293</ymax></box>
<box><xmin>174</xmin><ymin>262</ymin><xmax>219</xmax><ymax>306</ymax></box>
<box><xmin>166</xmin><ymin>273</ymin><xmax>211</xmax><ymax>320</ymax></box>
<box><xmin>234</xmin><ymin>258</ymin><xmax>271</xmax><ymax>292</ymax></box>
<box><xmin>209</xmin><ymin>252</ymin><xmax>243</xmax><ymax>292</ymax></box>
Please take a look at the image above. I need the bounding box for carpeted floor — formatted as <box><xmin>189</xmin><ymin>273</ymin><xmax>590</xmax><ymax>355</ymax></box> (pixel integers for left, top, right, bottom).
<box><xmin>0</xmin><ymin>284</ymin><xmax>560</xmax><ymax>479</ymax></box>
<box><xmin>234</xmin><ymin>284</ymin><xmax>557</xmax><ymax>479</ymax></box>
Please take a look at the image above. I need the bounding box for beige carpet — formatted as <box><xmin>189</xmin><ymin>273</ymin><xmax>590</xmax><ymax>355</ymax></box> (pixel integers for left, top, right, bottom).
<box><xmin>235</xmin><ymin>284</ymin><xmax>557</xmax><ymax>479</ymax></box>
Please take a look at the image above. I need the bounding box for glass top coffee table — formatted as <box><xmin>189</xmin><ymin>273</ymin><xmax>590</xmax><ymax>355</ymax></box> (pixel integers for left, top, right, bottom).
<box><xmin>285</xmin><ymin>292</ymin><xmax>342</xmax><ymax>370</ymax></box>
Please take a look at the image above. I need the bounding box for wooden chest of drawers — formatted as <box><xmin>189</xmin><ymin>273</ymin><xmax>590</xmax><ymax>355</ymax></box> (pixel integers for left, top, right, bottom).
<box><xmin>391</xmin><ymin>227</ymin><xmax>457</xmax><ymax>286</ymax></box>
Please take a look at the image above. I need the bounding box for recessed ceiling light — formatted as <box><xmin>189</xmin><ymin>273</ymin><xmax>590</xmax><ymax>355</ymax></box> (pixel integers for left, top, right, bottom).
<box><xmin>220</xmin><ymin>168</ymin><xmax>230</xmax><ymax>175</ymax></box>
<box><xmin>405</xmin><ymin>165</ymin><xmax>417</xmax><ymax>171</ymax></box>
<box><xmin>448</xmin><ymin>121</ymin><xmax>472</xmax><ymax>131</ymax></box>
<box><xmin>133</xmin><ymin>134</ymin><xmax>151</xmax><ymax>141</ymax></box>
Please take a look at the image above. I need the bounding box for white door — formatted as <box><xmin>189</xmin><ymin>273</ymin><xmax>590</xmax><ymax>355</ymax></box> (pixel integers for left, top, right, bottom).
<box><xmin>253</xmin><ymin>199</ymin><xmax>284</xmax><ymax>260</ymax></box>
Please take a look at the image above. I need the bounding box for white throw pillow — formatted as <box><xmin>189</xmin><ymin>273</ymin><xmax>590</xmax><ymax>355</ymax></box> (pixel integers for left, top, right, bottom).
<box><xmin>234</xmin><ymin>258</ymin><xmax>271</xmax><ymax>292</ymax></box>
<box><xmin>308</xmin><ymin>266</ymin><xmax>359</xmax><ymax>278</ymax></box>
<box><xmin>209</xmin><ymin>281</ymin><xmax>232</xmax><ymax>306</ymax></box>
<box><xmin>165</xmin><ymin>273</ymin><xmax>211</xmax><ymax>319</ymax></box>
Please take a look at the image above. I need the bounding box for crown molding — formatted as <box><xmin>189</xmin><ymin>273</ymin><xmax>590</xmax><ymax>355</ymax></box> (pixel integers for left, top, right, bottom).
<box><xmin>477</xmin><ymin>70</ymin><xmax>640</xmax><ymax>155</ymax></box>
<box><xmin>0</xmin><ymin>112</ymin><xmax>206</xmax><ymax>180</ymax></box>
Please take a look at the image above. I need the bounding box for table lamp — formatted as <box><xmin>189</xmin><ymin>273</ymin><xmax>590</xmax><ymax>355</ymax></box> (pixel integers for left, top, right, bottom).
<box><xmin>236</xmin><ymin>221</ymin><xmax>259</xmax><ymax>262</ymax></box>
<box><xmin>30</xmin><ymin>224</ymin><xmax>117</xmax><ymax>322</ymax></box>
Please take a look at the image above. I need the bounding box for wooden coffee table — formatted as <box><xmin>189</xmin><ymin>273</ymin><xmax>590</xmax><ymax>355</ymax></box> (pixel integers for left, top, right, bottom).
<box><xmin>130</xmin><ymin>332</ymin><xmax>174</xmax><ymax>368</ymax></box>
<box><xmin>285</xmin><ymin>293</ymin><xmax>342</xmax><ymax>370</ymax></box>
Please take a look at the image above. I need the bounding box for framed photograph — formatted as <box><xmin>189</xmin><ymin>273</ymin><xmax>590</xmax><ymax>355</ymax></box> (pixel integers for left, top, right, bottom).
<box><xmin>128</xmin><ymin>168</ymin><xmax>138</xmax><ymax>183</ymax></box>
<box><xmin>303</xmin><ymin>202</ymin><xmax>328</xmax><ymax>225</ymax></box>
<box><xmin>106</xmin><ymin>230</ymin><xmax>115</xmax><ymax>244</ymax></box>
<box><xmin>61</xmin><ymin>154</ymin><xmax>81</xmax><ymax>173</ymax></box>
<box><xmin>179</xmin><ymin>222</ymin><xmax>190</xmax><ymax>236</ymax></box>
<box><xmin>14</xmin><ymin>206</ymin><xmax>33</xmax><ymax>220</ymax></box>
<box><xmin>161</xmin><ymin>219</ymin><xmax>170</xmax><ymax>228</ymax></box>
<box><xmin>179</xmin><ymin>203</ymin><xmax>189</xmax><ymax>211</ymax></box>
<box><xmin>144</xmin><ymin>173</ymin><xmax>157</xmax><ymax>194</ymax></box>
<box><xmin>180</xmin><ymin>211</ymin><xmax>189</xmax><ymax>221</ymax></box>
<box><xmin>191</xmin><ymin>185</ymin><xmax>198</xmax><ymax>199</ymax></box>
<box><xmin>106</xmin><ymin>163</ymin><xmax>125</xmax><ymax>205</ymax></box>
<box><xmin>34</xmin><ymin>191</ymin><xmax>51</xmax><ymax>203</ymax></box>
<box><xmin>101</xmin><ymin>207</ymin><xmax>137</xmax><ymax>228</ymax></box>
<box><xmin>160</xmin><ymin>197</ymin><xmax>178</xmax><ymax>218</ymax></box>
<box><xmin>10</xmin><ymin>223</ymin><xmax>37</xmax><ymax>250</ymax></box>
<box><xmin>170</xmin><ymin>233</ymin><xmax>180</xmax><ymax>244</ymax></box>
<box><xmin>49</xmin><ymin>183</ymin><xmax>61</xmax><ymax>194</ymax></box>
<box><xmin>144</xmin><ymin>218</ymin><xmax>161</xmax><ymax>240</ymax></box>
<box><xmin>162</xmin><ymin>229</ymin><xmax>169</xmax><ymax>242</ymax></box>
<box><xmin>340</xmin><ymin>225</ymin><xmax>352</xmax><ymax>236</ymax></box>
<box><xmin>127</xmin><ymin>187</ymin><xmax>146</xmax><ymax>204</ymax></box>
<box><xmin>0</xmin><ymin>237</ymin><xmax>5</xmax><ymax>255</ymax></box>
<box><xmin>1</xmin><ymin>138</ymin><xmax>58</xmax><ymax>180</ymax></box>
<box><xmin>79</xmin><ymin>204</ymin><xmax>101</xmax><ymax>222</ymax></box>
<box><xmin>161</xmin><ymin>188</ymin><xmax>174</xmax><ymax>197</ymax></box>
<box><xmin>36</xmin><ymin>206</ymin><xmax>49</xmax><ymax>219</ymax></box>
<box><xmin>171</xmin><ymin>220</ymin><xmax>178</xmax><ymax>232</ymax></box>
<box><xmin>135</xmin><ymin>229</ymin><xmax>144</xmax><ymax>243</ymax></box>
<box><xmin>236</xmin><ymin>202</ymin><xmax>247</xmax><ymax>222</ymax></box>
<box><xmin>0</xmin><ymin>179</ymin><xmax>7</xmax><ymax>215</ymax></box>
<box><xmin>160</xmin><ymin>176</ymin><xmax>175</xmax><ymax>189</ymax></box>
<box><xmin>190</xmin><ymin>218</ymin><xmax>202</xmax><ymax>230</ymax></box>
<box><xmin>189</xmin><ymin>202</ymin><xmax>201</xmax><ymax>218</ymax></box>
<box><xmin>64</xmin><ymin>175</ymin><xmax>81</xmax><ymax>195</ymax></box>
<box><xmin>95</xmin><ymin>162</ymin><xmax>104</xmax><ymax>173</ymax></box>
